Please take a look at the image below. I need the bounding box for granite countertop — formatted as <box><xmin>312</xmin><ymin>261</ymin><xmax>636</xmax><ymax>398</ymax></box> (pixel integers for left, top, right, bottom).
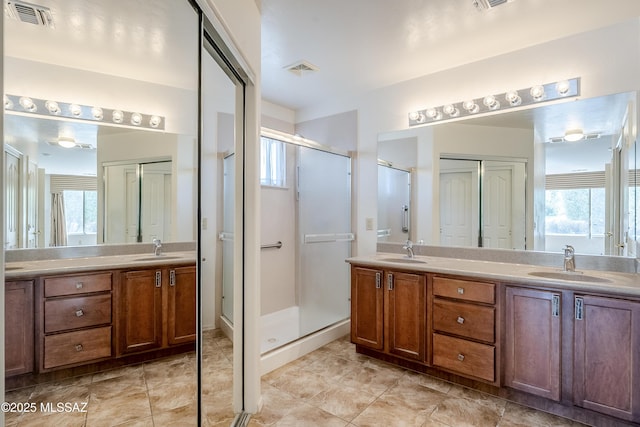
<box><xmin>4</xmin><ymin>251</ymin><xmax>196</xmax><ymax>280</ymax></box>
<box><xmin>347</xmin><ymin>253</ymin><xmax>640</xmax><ymax>297</ymax></box>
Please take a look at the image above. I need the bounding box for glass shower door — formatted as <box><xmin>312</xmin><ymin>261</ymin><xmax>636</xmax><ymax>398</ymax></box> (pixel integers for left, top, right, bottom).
<box><xmin>297</xmin><ymin>146</ymin><xmax>352</xmax><ymax>336</ymax></box>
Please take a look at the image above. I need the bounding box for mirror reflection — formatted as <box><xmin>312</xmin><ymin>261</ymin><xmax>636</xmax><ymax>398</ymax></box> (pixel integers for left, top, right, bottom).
<box><xmin>378</xmin><ymin>91</ymin><xmax>638</xmax><ymax>257</ymax></box>
<box><xmin>4</xmin><ymin>99</ymin><xmax>196</xmax><ymax>248</ymax></box>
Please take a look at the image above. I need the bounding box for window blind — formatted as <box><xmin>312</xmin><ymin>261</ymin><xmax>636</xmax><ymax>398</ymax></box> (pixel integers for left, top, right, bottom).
<box><xmin>50</xmin><ymin>174</ymin><xmax>98</xmax><ymax>192</ymax></box>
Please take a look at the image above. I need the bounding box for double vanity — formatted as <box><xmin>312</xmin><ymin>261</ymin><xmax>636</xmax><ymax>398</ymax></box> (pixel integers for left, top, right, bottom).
<box><xmin>4</xmin><ymin>247</ymin><xmax>196</xmax><ymax>389</ymax></box>
<box><xmin>348</xmin><ymin>248</ymin><xmax>640</xmax><ymax>426</ymax></box>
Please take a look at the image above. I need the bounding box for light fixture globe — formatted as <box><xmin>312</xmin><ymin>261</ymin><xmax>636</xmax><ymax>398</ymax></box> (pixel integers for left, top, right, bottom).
<box><xmin>19</xmin><ymin>96</ymin><xmax>36</xmax><ymax>112</ymax></box>
<box><xmin>505</xmin><ymin>90</ymin><xmax>521</xmax><ymax>106</ymax></box>
<box><xmin>69</xmin><ymin>104</ymin><xmax>82</xmax><ymax>117</ymax></box>
<box><xmin>462</xmin><ymin>100</ymin><xmax>479</xmax><ymax>113</ymax></box>
<box><xmin>45</xmin><ymin>100</ymin><xmax>60</xmax><ymax>114</ymax></box>
<box><xmin>131</xmin><ymin>112</ymin><xmax>142</xmax><ymax>125</ymax></box>
<box><xmin>57</xmin><ymin>136</ymin><xmax>76</xmax><ymax>148</ymax></box>
<box><xmin>149</xmin><ymin>115</ymin><xmax>162</xmax><ymax>128</ymax></box>
<box><xmin>91</xmin><ymin>107</ymin><xmax>104</xmax><ymax>120</ymax></box>
<box><xmin>556</xmin><ymin>80</ymin><xmax>571</xmax><ymax>96</ymax></box>
<box><xmin>564</xmin><ymin>129</ymin><xmax>584</xmax><ymax>142</ymax></box>
<box><xmin>112</xmin><ymin>109</ymin><xmax>124</xmax><ymax>123</ymax></box>
<box><xmin>530</xmin><ymin>85</ymin><xmax>545</xmax><ymax>101</ymax></box>
<box><xmin>425</xmin><ymin>108</ymin><xmax>439</xmax><ymax>119</ymax></box>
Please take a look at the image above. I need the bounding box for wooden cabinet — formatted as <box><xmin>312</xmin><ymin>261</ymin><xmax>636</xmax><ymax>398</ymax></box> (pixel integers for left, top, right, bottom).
<box><xmin>351</xmin><ymin>267</ymin><xmax>384</xmax><ymax>350</ymax></box>
<box><xmin>350</xmin><ymin>266</ymin><xmax>426</xmax><ymax>362</ymax></box>
<box><xmin>573</xmin><ymin>295</ymin><xmax>640</xmax><ymax>422</ymax></box>
<box><xmin>117</xmin><ymin>265</ymin><xmax>196</xmax><ymax>355</ymax></box>
<box><xmin>40</xmin><ymin>273</ymin><xmax>112</xmax><ymax>370</ymax></box>
<box><xmin>385</xmin><ymin>271</ymin><xmax>426</xmax><ymax>361</ymax></box>
<box><xmin>504</xmin><ymin>287</ymin><xmax>561</xmax><ymax>401</ymax></box>
<box><xmin>5</xmin><ymin>280</ymin><xmax>34</xmax><ymax>376</ymax></box>
<box><xmin>431</xmin><ymin>275</ymin><xmax>497</xmax><ymax>383</ymax></box>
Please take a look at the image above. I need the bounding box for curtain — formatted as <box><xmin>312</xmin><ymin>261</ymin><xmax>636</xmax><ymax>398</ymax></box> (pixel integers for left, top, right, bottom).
<box><xmin>51</xmin><ymin>192</ymin><xmax>68</xmax><ymax>246</ymax></box>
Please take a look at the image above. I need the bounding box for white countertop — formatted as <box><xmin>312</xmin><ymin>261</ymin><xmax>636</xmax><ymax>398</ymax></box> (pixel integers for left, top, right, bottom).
<box><xmin>5</xmin><ymin>251</ymin><xmax>196</xmax><ymax>279</ymax></box>
<box><xmin>347</xmin><ymin>253</ymin><xmax>640</xmax><ymax>297</ymax></box>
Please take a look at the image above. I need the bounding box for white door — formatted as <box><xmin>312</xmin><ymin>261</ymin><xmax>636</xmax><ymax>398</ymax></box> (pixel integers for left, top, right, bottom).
<box><xmin>125</xmin><ymin>168</ymin><xmax>140</xmax><ymax>242</ymax></box>
<box><xmin>140</xmin><ymin>162</ymin><xmax>172</xmax><ymax>242</ymax></box>
<box><xmin>440</xmin><ymin>162</ymin><xmax>479</xmax><ymax>247</ymax></box>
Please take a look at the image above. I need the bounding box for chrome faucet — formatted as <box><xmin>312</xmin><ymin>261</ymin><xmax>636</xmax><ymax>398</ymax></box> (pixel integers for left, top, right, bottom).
<box><xmin>153</xmin><ymin>238</ymin><xmax>162</xmax><ymax>256</ymax></box>
<box><xmin>403</xmin><ymin>240</ymin><xmax>415</xmax><ymax>258</ymax></box>
<box><xmin>563</xmin><ymin>245</ymin><xmax>575</xmax><ymax>272</ymax></box>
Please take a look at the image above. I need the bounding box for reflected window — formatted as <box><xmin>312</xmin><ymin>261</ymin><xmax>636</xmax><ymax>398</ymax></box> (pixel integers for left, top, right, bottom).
<box><xmin>63</xmin><ymin>190</ymin><xmax>98</xmax><ymax>235</ymax></box>
<box><xmin>545</xmin><ymin>188</ymin><xmax>605</xmax><ymax>236</ymax></box>
<box><xmin>260</xmin><ymin>137</ymin><xmax>286</xmax><ymax>187</ymax></box>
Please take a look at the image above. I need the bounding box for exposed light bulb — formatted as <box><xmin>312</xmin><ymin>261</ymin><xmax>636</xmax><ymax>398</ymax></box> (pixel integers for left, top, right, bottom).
<box><xmin>462</xmin><ymin>100</ymin><xmax>479</xmax><ymax>113</ymax></box>
<box><xmin>483</xmin><ymin>95</ymin><xmax>500</xmax><ymax>110</ymax></box>
<box><xmin>149</xmin><ymin>115</ymin><xmax>162</xmax><ymax>128</ymax></box>
<box><xmin>408</xmin><ymin>111</ymin><xmax>420</xmax><ymax>121</ymax></box>
<box><xmin>19</xmin><ymin>96</ymin><xmax>36</xmax><ymax>112</ymax></box>
<box><xmin>131</xmin><ymin>112</ymin><xmax>142</xmax><ymax>125</ymax></box>
<box><xmin>4</xmin><ymin>96</ymin><xmax>14</xmax><ymax>110</ymax></box>
<box><xmin>69</xmin><ymin>104</ymin><xmax>82</xmax><ymax>117</ymax></box>
<box><xmin>505</xmin><ymin>90</ymin><xmax>521</xmax><ymax>106</ymax></box>
<box><xmin>426</xmin><ymin>108</ymin><xmax>440</xmax><ymax>119</ymax></box>
<box><xmin>45</xmin><ymin>100</ymin><xmax>60</xmax><ymax>114</ymax></box>
<box><xmin>443</xmin><ymin>104</ymin><xmax>459</xmax><ymax>117</ymax></box>
<box><xmin>556</xmin><ymin>80</ymin><xmax>571</xmax><ymax>95</ymax></box>
<box><xmin>530</xmin><ymin>85</ymin><xmax>545</xmax><ymax>101</ymax></box>
<box><xmin>91</xmin><ymin>107</ymin><xmax>103</xmax><ymax>120</ymax></box>
<box><xmin>112</xmin><ymin>110</ymin><xmax>124</xmax><ymax>123</ymax></box>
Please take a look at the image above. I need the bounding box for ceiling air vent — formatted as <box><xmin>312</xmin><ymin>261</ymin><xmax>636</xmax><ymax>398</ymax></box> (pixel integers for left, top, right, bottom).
<box><xmin>284</xmin><ymin>60</ymin><xmax>319</xmax><ymax>77</ymax></box>
<box><xmin>473</xmin><ymin>0</ymin><xmax>509</xmax><ymax>11</ymax></box>
<box><xmin>6</xmin><ymin>1</ymin><xmax>55</xmax><ymax>28</ymax></box>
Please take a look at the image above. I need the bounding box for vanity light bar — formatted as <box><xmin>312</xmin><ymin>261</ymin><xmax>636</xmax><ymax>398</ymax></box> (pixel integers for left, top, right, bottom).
<box><xmin>3</xmin><ymin>94</ymin><xmax>165</xmax><ymax>131</ymax></box>
<box><xmin>408</xmin><ymin>77</ymin><xmax>580</xmax><ymax>127</ymax></box>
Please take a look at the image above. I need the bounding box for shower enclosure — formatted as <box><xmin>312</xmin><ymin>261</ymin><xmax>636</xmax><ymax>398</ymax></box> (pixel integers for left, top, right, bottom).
<box><xmin>259</xmin><ymin>135</ymin><xmax>352</xmax><ymax>353</ymax></box>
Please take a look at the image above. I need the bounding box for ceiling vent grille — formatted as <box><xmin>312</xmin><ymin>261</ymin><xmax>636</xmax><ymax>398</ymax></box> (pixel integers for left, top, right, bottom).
<box><xmin>6</xmin><ymin>1</ymin><xmax>55</xmax><ymax>28</ymax></box>
<box><xmin>473</xmin><ymin>0</ymin><xmax>509</xmax><ymax>11</ymax></box>
<box><xmin>284</xmin><ymin>60</ymin><xmax>319</xmax><ymax>77</ymax></box>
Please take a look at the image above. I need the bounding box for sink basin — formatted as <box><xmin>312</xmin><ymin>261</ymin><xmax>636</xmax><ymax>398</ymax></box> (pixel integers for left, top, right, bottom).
<box><xmin>528</xmin><ymin>271</ymin><xmax>611</xmax><ymax>283</ymax></box>
<box><xmin>134</xmin><ymin>256</ymin><xmax>183</xmax><ymax>262</ymax></box>
<box><xmin>380</xmin><ymin>257</ymin><xmax>427</xmax><ymax>264</ymax></box>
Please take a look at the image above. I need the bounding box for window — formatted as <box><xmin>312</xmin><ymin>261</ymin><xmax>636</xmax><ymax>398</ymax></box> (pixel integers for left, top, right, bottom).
<box><xmin>545</xmin><ymin>188</ymin><xmax>605</xmax><ymax>236</ymax></box>
<box><xmin>260</xmin><ymin>137</ymin><xmax>286</xmax><ymax>187</ymax></box>
<box><xmin>63</xmin><ymin>190</ymin><xmax>98</xmax><ymax>235</ymax></box>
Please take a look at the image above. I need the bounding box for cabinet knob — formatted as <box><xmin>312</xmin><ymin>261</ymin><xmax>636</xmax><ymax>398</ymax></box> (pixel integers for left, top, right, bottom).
<box><xmin>75</xmin><ymin>309</ymin><xmax>84</xmax><ymax>317</ymax></box>
<box><xmin>457</xmin><ymin>353</ymin><xmax>465</xmax><ymax>362</ymax></box>
<box><xmin>75</xmin><ymin>282</ymin><xmax>84</xmax><ymax>289</ymax></box>
<box><xmin>457</xmin><ymin>287</ymin><xmax>465</xmax><ymax>295</ymax></box>
<box><xmin>75</xmin><ymin>344</ymin><xmax>84</xmax><ymax>352</ymax></box>
<box><xmin>456</xmin><ymin>316</ymin><xmax>465</xmax><ymax>324</ymax></box>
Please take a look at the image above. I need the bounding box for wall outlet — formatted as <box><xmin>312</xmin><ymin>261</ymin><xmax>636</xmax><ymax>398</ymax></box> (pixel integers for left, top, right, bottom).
<box><xmin>366</xmin><ymin>217</ymin><xmax>374</xmax><ymax>231</ymax></box>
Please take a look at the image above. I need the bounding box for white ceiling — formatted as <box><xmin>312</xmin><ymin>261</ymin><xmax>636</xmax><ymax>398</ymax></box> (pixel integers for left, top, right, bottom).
<box><xmin>4</xmin><ymin>0</ymin><xmax>639</xmax><ymax>175</ymax></box>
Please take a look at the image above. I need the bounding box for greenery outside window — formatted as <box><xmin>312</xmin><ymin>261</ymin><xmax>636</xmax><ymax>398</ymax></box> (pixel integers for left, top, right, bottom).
<box><xmin>63</xmin><ymin>190</ymin><xmax>98</xmax><ymax>235</ymax></box>
<box><xmin>260</xmin><ymin>136</ymin><xmax>286</xmax><ymax>187</ymax></box>
<box><xmin>545</xmin><ymin>188</ymin><xmax>605</xmax><ymax>237</ymax></box>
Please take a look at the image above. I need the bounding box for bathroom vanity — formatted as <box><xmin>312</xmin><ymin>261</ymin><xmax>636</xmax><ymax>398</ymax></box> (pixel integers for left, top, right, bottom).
<box><xmin>348</xmin><ymin>252</ymin><xmax>640</xmax><ymax>425</ymax></box>
<box><xmin>4</xmin><ymin>251</ymin><xmax>196</xmax><ymax>387</ymax></box>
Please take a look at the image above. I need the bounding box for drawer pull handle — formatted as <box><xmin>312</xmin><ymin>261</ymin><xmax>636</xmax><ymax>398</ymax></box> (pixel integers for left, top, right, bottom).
<box><xmin>457</xmin><ymin>287</ymin><xmax>465</xmax><ymax>295</ymax></box>
<box><xmin>75</xmin><ymin>309</ymin><xmax>84</xmax><ymax>317</ymax></box>
<box><xmin>75</xmin><ymin>344</ymin><xmax>84</xmax><ymax>352</ymax></box>
<box><xmin>76</xmin><ymin>282</ymin><xmax>84</xmax><ymax>289</ymax></box>
<box><xmin>457</xmin><ymin>353</ymin><xmax>465</xmax><ymax>362</ymax></box>
<box><xmin>456</xmin><ymin>316</ymin><xmax>465</xmax><ymax>324</ymax></box>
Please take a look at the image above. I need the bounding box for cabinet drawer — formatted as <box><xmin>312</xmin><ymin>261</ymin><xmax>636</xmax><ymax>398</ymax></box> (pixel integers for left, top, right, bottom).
<box><xmin>44</xmin><ymin>273</ymin><xmax>112</xmax><ymax>297</ymax></box>
<box><xmin>432</xmin><ymin>333</ymin><xmax>495</xmax><ymax>382</ymax></box>
<box><xmin>433</xmin><ymin>276</ymin><xmax>495</xmax><ymax>304</ymax></box>
<box><xmin>433</xmin><ymin>298</ymin><xmax>495</xmax><ymax>343</ymax></box>
<box><xmin>45</xmin><ymin>294</ymin><xmax>112</xmax><ymax>333</ymax></box>
<box><xmin>44</xmin><ymin>326</ymin><xmax>111</xmax><ymax>369</ymax></box>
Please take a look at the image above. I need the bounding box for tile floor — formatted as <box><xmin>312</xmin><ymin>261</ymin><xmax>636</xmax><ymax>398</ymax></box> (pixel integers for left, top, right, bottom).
<box><xmin>5</xmin><ymin>331</ymin><xmax>586</xmax><ymax>427</ymax></box>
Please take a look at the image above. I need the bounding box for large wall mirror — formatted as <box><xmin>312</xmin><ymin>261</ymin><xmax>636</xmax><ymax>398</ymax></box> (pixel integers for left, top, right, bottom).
<box><xmin>378</xmin><ymin>91</ymin><xmax>639</xmax><ymax>257</ymax></box>
<box><xmin>3</xmin><ymin>0</ymin><xmax>198</xmax><ymax>250</ymax></box>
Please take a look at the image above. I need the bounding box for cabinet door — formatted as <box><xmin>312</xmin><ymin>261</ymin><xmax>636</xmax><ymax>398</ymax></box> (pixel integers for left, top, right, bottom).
<box><xmin>118</xmin><ymin>269</ymin><xmax>163</xmax><ymax>354</ymax></box>
<box><xmin>167</xmin><ymin>266</ymin><xmax>196</xmax><ymax>345</ymax></box>
<box><xmin>351</xmin><ymin>267</ymin><xmax>383</xmax><ymax>350</ymax></box>
<box><xmin>386</xmin><ymin>271</ymin><xmax>425</xmax><ymax>361</ymax></box>
<box><xmin>574</xmin><ymin>295</ymin><xmax>640</xmax><ymax>422</ymax></box>
<box><xmin>5</xmin><ymin>281</ymin><xmax>34</xmax><ymax>376</ymax></box>
<box><xmin>504</xmin><ymin>287</ymin><xmax>561</xmax><ymax>401</ymax></box>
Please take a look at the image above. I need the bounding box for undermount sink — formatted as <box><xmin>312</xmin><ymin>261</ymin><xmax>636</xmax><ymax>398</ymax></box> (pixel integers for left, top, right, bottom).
<box><xmin>380</xmin><ymin>257</ymin><xmax>427</xmax><ymax>264</ymax></box>
<box><xmin>134</xmin><ymin>256</ymin><xmax>182</xmax><ymax>262</ymax></box>
<box><xmin>528</xmin><ymin>271</ymin><xmax>612</xmax><ymax>284</ymax></box>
